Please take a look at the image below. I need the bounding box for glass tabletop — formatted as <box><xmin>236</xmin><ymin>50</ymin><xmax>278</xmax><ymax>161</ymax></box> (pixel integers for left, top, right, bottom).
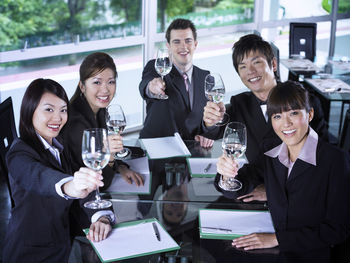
<box><xmin>69</xmin><ymin>140</ymin><xmax>276</xmax><ymax>263</ymax></box>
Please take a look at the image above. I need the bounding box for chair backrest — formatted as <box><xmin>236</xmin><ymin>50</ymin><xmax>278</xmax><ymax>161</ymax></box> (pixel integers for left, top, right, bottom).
<box><xmin>270</xmin><ymin>41</ymin><xmax>280</xmax><ymax>82</ymax></box>
<box><xmin>289</xmin><ymin>22</ymin><xmax>317</xmax><ymax>62</ymax></box>
<box><xmin>0</xmin><ymin>97</ymin><xmax>18</xmax><ymax>207</ymax></box>
<box><xmin>339</xmin><ymin>109</ymin><xmax>350</xmax><ymax>154</ymax></box>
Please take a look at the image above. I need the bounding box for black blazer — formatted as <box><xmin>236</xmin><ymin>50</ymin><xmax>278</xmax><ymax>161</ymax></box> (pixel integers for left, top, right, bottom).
<box><xmin>139</xmin><ymin>59</ymin><xmax>211</xmax><ymax>140</ymax></box>
<box><xmin>209</xmin><ymin>91</ymin><xmax>329</xmax><ymax>163</ymax></box>
<box><xmin>2</xmin><ymin>138</ymin><xmax>93</xmax><ymax>263</ymax></box>
<box><xmin>63</xmin><ymin>95</ymin><xmax>117</xmax><ymax>189</ymax></box>
<box><xmin>215</xmin><ymin>138</ymin><xmax>350</xmax><ymax>262</ymax></box>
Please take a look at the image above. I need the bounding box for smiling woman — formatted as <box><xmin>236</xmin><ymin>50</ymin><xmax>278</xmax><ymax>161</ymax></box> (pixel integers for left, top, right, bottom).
<box><xmin>3</xmin><ymin>78</ymin><xmax>113</xmax><ymax>263</ymax></box>
<box><xmin>215</xmin><ymin>81</ymin><xmax>350</xmax><ymax>262</ymax></box>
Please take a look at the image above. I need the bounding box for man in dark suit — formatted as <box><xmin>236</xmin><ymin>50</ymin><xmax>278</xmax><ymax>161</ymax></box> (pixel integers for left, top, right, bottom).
<box><xmin>139</xmin><ymin>18</ymin><xmax>213</xmax><ymax>148</ymax></box>
<box><xmin>203</xmin><ymin>34</ymin><xmax>328</xmax><ymax>163</ymax></box>
<box><xmin>203</xmin><ymin>34</ymin><xmax>328</xmax><ymax>201</ymax></box>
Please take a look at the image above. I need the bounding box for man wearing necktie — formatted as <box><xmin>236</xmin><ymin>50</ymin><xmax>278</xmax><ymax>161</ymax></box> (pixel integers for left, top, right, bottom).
<box><xmin>202</xmin><ymin>34</ymin><xmax>328</xmax><ymax>201</ymax></box>
<box><xmin>139</xmin><ymin>18</ymin><xmax>214</xmax><ymax>148</ymax></box>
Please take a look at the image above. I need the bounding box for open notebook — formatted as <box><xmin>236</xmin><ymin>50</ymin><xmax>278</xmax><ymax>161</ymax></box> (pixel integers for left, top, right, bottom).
<box><xmin>83</xmin><ymin>218</ymin><xmax>179</xmax><ymax>262</ymax></box>
<box><xmin>199</xmin><ymin>209</ymin><xmax>275</xmax><ymax>240</ymax></box>
<box><xmin>139</xmin><ymin>132</ymin><xmax>191</xmax><ymax>159</ymax></box>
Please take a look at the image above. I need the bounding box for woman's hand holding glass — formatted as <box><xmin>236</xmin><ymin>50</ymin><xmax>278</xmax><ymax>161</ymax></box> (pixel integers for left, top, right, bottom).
<box><xmin>217</xmin><ymin>154</ymin><xmax>240</xmax><ymax>180</ymax></box>
<box><xmin>63</xmin><ymin>167</ymin><xmax>104</xmax><ymax>199</ymax></box>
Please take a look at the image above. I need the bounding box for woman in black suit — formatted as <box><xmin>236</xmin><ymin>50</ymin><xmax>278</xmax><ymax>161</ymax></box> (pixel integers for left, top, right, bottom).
<box><xmin>2</xmin><ymin>79</ymin><xmax>113</xmax><ymax>263</ymax></box>
<box><xmin>215</xmin><ymin>81</ymin><xmax>350</xmax><ymax>263</ymax></box>
<box><xmin>63</xmin><ymin>52</ymin><xmax>143</xmax><ymax>188</ymax></box>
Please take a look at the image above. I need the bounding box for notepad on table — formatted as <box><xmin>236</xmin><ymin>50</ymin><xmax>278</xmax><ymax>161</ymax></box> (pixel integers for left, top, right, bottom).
<box><xmin>187</xmin><ymin>158</ymin><xmax>218</xmax><ymax>177</ymax></box>
<box><xmin>105</xmin><ymin>157</ymin><xmax>151</xmax><ymax>194</ymax></box>
<box><xmin>199</xmin><ymin>209</ymin><xmax>275</xmax><ymax>240</ymax></box>
<box><xmin>139</xmin><ymin>132</ymin><xmax>191</xmax><ymax>159</ymax></box>
<box><xmin>83</xmin><ymin>218</ymin><xmax>179</xmax><ymax>262</ymax></box>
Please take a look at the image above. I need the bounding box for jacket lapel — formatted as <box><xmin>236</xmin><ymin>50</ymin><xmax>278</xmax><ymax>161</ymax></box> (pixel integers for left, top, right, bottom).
<box><xmin>287</xmin><ymin>159</ymin><xmax>312</xmax><ymax>183</ymax></box>
<box><xmin>167</xmin><ymin>68</ymin><xmax>190</xmax><ymax>110</ymax></box>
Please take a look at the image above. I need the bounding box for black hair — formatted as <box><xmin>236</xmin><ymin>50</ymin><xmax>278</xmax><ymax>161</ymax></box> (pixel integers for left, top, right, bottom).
<box><xmin>19</xmin><ymin>78</ymin><xmax>69</xmax><ymax>153</ymax></box>
<box><xmin>165</xmin><ymin>18</ymin><xmax>197</xmax><ymax>43</ymax></box>
<box><xmin>70</xmin><ymin>52</ymin><xmax>117</xmax><ymax>102</ymax></box>
<box><xmin>267</xmin><ymin>80</ymin><xmax>311</xmax><ymax>118</ymax></box>
<box><xmin>232</xmin><ymin>34</ymin><xmax>277</xmax><ymax>79</ymax></box>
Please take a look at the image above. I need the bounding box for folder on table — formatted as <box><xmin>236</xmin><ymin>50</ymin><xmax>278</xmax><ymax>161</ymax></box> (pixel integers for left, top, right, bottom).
<box><xmin>139</xmin><ymin>132</ymin><xmax>191</xmax><ymax>159</ymax></box>
<box><xmin>199</xmin><ymin>209</ymin><xmax>275</xmax><ymax>240</ymax></box>
<box><xmin>83</xmin><ymin>218</ymin><xmax>179</xmax><ymax>262</ymax></box>
<box><xmin>187</xmin><ymin>158</ymin><xmax>218</xmax><ymax>177</ymax></box>
<box><xmin>105</xmin><ymin>157</ymin><xmax>151</xmax><ymax>195</ymax></box>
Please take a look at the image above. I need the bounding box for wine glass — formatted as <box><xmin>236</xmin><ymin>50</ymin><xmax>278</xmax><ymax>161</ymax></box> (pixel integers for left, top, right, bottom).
<box><xmin>154</xmin><ymin>48</ymin><xmax>173</xmax><ymax>100</ymax></box>
<box><xmin>219</xmin><ymin>122</ymin><xmax>247</xmax><ymax>191</ymax></box>
<box><xmin>82</xmin><ymin>128</ymin><xmax>112</xmax><ymax>209</ymax></box>
<box><xmin>105</xmin><ymin>103</ymin><xmax>131</xmax><ymax>159</ymax></box>
<box><xmin>204</xmin><ymin>73</ymin><xmax>229</xmax><ymax>126</ymax></box>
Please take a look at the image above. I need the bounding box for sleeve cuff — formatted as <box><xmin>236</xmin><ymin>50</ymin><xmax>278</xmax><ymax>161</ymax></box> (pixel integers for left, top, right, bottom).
<box><xmin>91</xmin><ymin>210</ymin><xmax>116</xmax><ymax>225</ymax></box>
<box><xmin>55</xmin><ymin>176</ymin><xmax>78</xmax><ymax>200</ymax></box>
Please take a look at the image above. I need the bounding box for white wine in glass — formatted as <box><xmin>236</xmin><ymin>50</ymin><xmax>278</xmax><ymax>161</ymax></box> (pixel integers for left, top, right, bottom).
<box><xmin>154</xmin><ymin>48</ymin><xmax>172</xmax><ymax>100</ymax></box>
<box><xmin>106</xmin><ymin>103</ymin><xmax>130</xmax><ymax>159</ymax></box>
<box><xmin>82</xmin><ymin>128</ymin><xmax>112</xmax><ymax>209</ymax></box>
<box><xmin>204</xmin><ymin>73</ymin><xmax>228</xmax><ymax>126</ymax></box>
<box><xmin>219</xmin><ymin>122</ymin><xmax>247</xmax><ymax>191</ymax></box>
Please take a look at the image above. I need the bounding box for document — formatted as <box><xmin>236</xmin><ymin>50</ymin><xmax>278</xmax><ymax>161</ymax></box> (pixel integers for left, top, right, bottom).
<box><xmin>83</xmin><ymin>218</ymin><xmax>179</xmax><ymax>262</ymax></box>
<box><xmin>187</xmin><ymin>158</ymin><xmax>246</xmax><ymax>177</ymax></box>
<box><xmin>105</xmin><ymin>157</ymin><xmax>151</xmax><ymax>194</ymax></box>
<box><xmin>139</xmin><ymin>132</ymin><xmax>191</xmax><ymax>159</ymax></box>
<box><xmin>187</xmin><ymin>158</ymin><xmax>218</xmax><ymax>177</ymax></box>
<box><xmin>199</xmin><ymin>209</ymin><xmax>275</xmax><ymax>240</ymax></box>
<box><xmin>281</xmin><ymin>58</ymin><xmax>320</xmax><ymax>71</ymax></box>
<box><xmin>305</xmin><ymin>78</ymin><xmax>350</xmax><ymax>93</ymax></box>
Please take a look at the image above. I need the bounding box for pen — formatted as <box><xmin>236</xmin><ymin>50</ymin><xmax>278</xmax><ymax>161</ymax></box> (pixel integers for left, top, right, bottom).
<box><xmin>200</xmin><ymin>226</ymin><xmax>232</xmax><ymax>232</ymax></box>
<box><xmin>204</xmin><ymin>163</ymin><xmax>212</xmax><ymax>173</ymax></box>
<box><xmin>152</xmin><ymin>222</ymin><xmax>161</xmax><ymax>241</ymax></box>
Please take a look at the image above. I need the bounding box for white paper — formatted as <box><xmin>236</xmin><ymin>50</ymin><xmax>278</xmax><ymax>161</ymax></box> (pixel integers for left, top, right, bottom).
<box><xmin>140</xmin><ymin>133</ymin><xmax>191</xmax><ymax>159</ymax></box>
<box><xmin>281</xmin><ymin>58</ymin><xmax>320</xmax><ymax>71</ymax></box>
<box><xmin>199</xmin><ymin>209</ymin><xmax>275</xmax><ymax>235</ymax></box>
<box><xmin>188</xmin><ymin>158</ymin><xmax>218</xmax><ymax>175</ymax></box>
<box><xmin>305</xmin><ymin>78</ymin><xmax>350</xmax><ymax>93</ymax></box>
<box><xmin>90</xmin><ymin>221</ymin><xmax>179</xmax><ymax>262</ymax></box>
<box><xmin>106</xmin><ymin>157</ymin><xmax>151</xmax><ymax>194</ymax></box>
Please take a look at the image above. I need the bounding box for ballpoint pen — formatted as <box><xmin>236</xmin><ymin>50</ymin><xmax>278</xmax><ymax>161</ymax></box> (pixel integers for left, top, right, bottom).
<box><xmin>204</xmin><ymin>163</ymin><xmax>212</xmax><ymax>173</ymax></box>
<box><xmin>200</xmin><ymin>226</ymin><xmax>232</xmax><ymax>232</ymax></box>
<box><xmin>152</xmin><ymin>222</ymin><xmax>161</xmax><ymax>241</ymax></box>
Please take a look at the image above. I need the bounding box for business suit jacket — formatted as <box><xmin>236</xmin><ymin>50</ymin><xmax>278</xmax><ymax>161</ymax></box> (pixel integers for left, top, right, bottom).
<box><xmin>139</xmin><ymin>59</ymin><xmax>211</xmax><ymax>140</ymax></box>
<box><xmin>2</xmin><ymin>138</ymin><xmax>92</xmax><ymax>263</ymax></box>
<box><xmin>63</xmin><ymin>95</ymin><xmax>117</xmax><ymax>189</ymax></box>
<box><xmin>209</xmin><ymin>91</ymin><xmax>329</xmax><ymax>163</ymax></box>
<box><xmin>215</xmin><ymin>138</ymin><xmax>350</xmax><ymax>262</ymax></box>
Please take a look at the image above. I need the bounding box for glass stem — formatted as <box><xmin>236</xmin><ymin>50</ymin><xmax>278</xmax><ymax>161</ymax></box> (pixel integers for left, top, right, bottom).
<box><xmin>95</xmin><ymin>187</ymin><xmax>101</xmax><ymax>201</ymax></box>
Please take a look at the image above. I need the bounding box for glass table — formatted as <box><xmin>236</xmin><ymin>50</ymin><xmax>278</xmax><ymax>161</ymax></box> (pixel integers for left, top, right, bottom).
<box><xmin>68</xmin><ymin>139</ymin><xmax>276</xmax><ymax>263</ymax></box>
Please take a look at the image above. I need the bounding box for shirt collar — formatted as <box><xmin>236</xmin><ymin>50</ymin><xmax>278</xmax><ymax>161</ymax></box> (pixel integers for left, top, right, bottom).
<box><xmin>264</xmin><ymin>127</ymin><xmax>318</xmax><ymax>167</ymax></box>
<box><xmin>174</xmin><ymin>64</ymin><xmax>193</xmax><ymax>84</ymax></box>
<box><xmin>37</xmin><ymin>134</ymin><xmax>64</xmax><ymax>153</ymax></box>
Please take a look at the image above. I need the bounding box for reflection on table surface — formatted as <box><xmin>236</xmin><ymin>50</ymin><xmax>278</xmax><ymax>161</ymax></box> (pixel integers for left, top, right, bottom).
<box><xmin>69</xmin><ymin>139</ymin><xmax>276</xmax><ymax>263</ymax></box>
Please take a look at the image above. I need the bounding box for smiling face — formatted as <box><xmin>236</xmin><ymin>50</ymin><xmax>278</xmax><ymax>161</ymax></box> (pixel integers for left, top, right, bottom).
<box><xmin>166</xmin><ymin>28</ymin><xmax>198</xmax><ymax>72</ymax></box>
<box><xmin>237</xmin><ymin>51</ymin><xmax>277</xmax><ymax>101</ymax></box>
<box><xmin>80</xmin><ymin>68</ymin><xmax>116</xmax><ymax>114</ymax></box>
<box><xmin>271</xmin><ymin>108</ymin><xmax>314</xmax><ymax>157</ymax></box>
<box><xmin>32</xmin><ymin>92</ymin><xmax>68</xmax><ymax>145</ymax></box>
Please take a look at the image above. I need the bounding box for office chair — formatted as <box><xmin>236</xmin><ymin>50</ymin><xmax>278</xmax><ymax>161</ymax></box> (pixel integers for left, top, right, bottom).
<box><xmin>289</xmin><ymin>22</ymin><xmax>317</xmax><ymax>62</ymax></box>
<box><xmin>0</xmin><ymin>97</ymin><xmax>18</xmax><ymax>207</ymax></box>
<box><xmin>270</xmin><ymin>41</ymin><xmax>280</xmax><ymax>81</ymax></box>
<box><xmin>339</xmin><ymin>109</ymin><xmax>350</xmax><ymax>154</ymax></box>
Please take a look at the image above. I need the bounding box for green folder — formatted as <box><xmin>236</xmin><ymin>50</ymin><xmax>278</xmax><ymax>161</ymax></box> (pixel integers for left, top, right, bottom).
<box><xmin>83</xmin><ymin>218</ymin><xmax>180</xmax><ymax>262</ymax></box>
<box><xmin>198</xmin><ymin>209</ymin><xmax>275</xmax><ymax>240</ymax></box>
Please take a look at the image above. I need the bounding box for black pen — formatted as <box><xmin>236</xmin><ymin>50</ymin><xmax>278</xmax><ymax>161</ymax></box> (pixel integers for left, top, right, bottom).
<box><xmin>204</xmin><ymin>163</ymin><xmax>212</xmax><ymax>173</ymax></box>
<box><xmin>152</xmin><ymin>222</ymin><xmax>161</xmax><ymax>241</ymax></box>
